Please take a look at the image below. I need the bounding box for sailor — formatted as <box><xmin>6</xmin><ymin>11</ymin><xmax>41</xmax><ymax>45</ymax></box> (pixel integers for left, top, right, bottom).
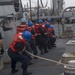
<box><xmin>16</xmin><ymin>18</ymin><xmax>28</xmax><ymax>33</ymax></box>
<box><xmin>8</xmin><ymin>31</ymin><xmax>32</xmax><ymax>75</ymax></box>
<box><xmin>35</xmin><ymin>19</ymin><xmax>48</xmax><ymax>54</ymax></box>
<box><xmin>45</xmin><ymin>23</ymin><xmax>56</xmax><ymax>47</ymax></box>
<box><xmin>28</xmin><ymin>21</ymin><xmax>38</xmax><ymax>59</ymax></box>
<box><xmin>16</xmin><ymin>18</ymin><xmax>33</xmax><ymax>65</ymax></box>
<box><xmin>47</xmin><ymin>18</ymin><xmax>56</xmax><ymax>46</ymax></box>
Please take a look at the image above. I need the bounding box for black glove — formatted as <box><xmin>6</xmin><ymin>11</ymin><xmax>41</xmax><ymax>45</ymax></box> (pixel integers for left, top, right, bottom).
<box><xmin>31</xmin><ymin>29</ymin><xmax>35</xmax><ymax>35</ymax></box>
<box><xmin>38</xmin><ymin>26</ymin><xmax>45</xmax><ymax>35</ymax></box>
<box><xmin>0</xmin><ymin>48</ymin><xmax>4</xmax><ymax>55</ymax></box>
<box><xmin>15</xmin><ymin>42</ymin><xmax>24</xmax><ymax>52</ymax></box>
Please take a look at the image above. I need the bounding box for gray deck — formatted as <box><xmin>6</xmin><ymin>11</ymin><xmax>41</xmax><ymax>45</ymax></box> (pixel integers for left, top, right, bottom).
<box><xmin>0</xmin><ymin>38</ymin><xmax>70</xmax><ymax>75</ymax></box>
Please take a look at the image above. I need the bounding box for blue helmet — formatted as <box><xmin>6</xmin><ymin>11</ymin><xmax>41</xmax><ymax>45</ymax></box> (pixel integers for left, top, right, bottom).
<box><xmin>38</xmin><ymin>19</ymin><xmax>43</xmax><ymax>24</ymax></box>
<box><xmin>47</xmin><ymin>18</ymin><xmax>51</xmax><ymax>22</ymax></box>
<box><xmin>20</xmin><ymin>18</ymin><xmax>27</xmax><ymax>23</ymax></box>
<box><xmin>45</xmin><ymin>23</ymin><xmax>50</xmax><ymax>28</ymax></box>
<box><xmin>23</xmin><ymin>31</ymin><xmax>31</xmax><ymax>41</ymax></box>
<box><xmin>49</xmin><ymin>25</ymin><xmax>53</xmax><ymax>28</ymax></box>
<box><xmin>28</xmin><ymin>21</ymin><xmax>33</xmax><ymax>27</ymax></box>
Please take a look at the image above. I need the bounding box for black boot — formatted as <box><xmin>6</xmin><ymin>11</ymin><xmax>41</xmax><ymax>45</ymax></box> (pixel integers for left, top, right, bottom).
<box><xmin>28</xmin><ymin>61</ymin><xmax>33</xmax><ymax>65</ymax></box>
<box><xmin>22</xmin><ymin>71</ymin><xmax>32</xmax><ymax>75</ymax></box>
<box><xmin>48</xmin><ymin>46</ymin><xmax>52</xmax><ymax>49</ymax></box>
<box><xmin>52</xmin><ymin>44</ymin><xmax>56</xmax><ymax>47</ymax></box>
<box><xmin>44</xmin><ymin>50</ymin><xmax>49</xmax><ymax>53</ymax></box>
<box><xmin>34</xmin><ymin>57</ymin><xmax>38</xmax><ymax>60</ymax></box>
<box><xmin>40</xmin><ymin>50</ymin><xmax>43</xmax><ymax>55</ymax></box>
<box><xmin>11</xmin><ymin>69</ymin><xmax>19</xmax><ymax>74</ymax></box>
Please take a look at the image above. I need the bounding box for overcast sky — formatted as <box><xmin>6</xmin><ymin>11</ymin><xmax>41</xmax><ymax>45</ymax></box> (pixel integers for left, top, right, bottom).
<box><xmin>65</xmin><ymin>0</ymin><xmax>75</xmax><ymax>7</ymax></box>
<box><xmin>21</xmin><ymin>0</ymin><xmax>75</xmax><ymax>8</ymax></box>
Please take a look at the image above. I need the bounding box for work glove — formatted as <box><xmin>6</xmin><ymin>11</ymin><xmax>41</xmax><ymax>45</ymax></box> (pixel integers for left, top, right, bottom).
<box><xmin>0</xmin><ymin>48</ymin><xmax>4</xmax><ymax>55</ymax></box>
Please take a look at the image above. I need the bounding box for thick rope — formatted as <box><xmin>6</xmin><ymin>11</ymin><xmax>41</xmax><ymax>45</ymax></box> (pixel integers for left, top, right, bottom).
<box><xmin>25</xmin><ymin>50</ymin><xmax>67</xmax><ymax>66</ymax></box>
<box><xmin>25</xmin><ymin>50</ymin><xmax>75</xmax><ymax>69</ymax></box>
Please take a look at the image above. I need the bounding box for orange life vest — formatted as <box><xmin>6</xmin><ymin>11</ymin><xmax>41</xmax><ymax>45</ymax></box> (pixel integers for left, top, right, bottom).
<box><xmin>43</xmin><ymin>21</ymin><xmax>47</xmax><ymax>25</ymax></box>
<box><xmin>35</xmin><ymin>24</ymin><xmax>41</xmax><ymax>33</ymax></box>
<box><xmin>10</xmin><ymin>33</ymin><xmax>27</xmax><ymax>53</ymax></box>
<box><xmin>46</xmin><ymin>28</ymin><xmax>53</xmax><ymax>37</ymax></box>
<box><xmin>16</xmin><ymin>24</ymin><xmax>28</xmax><ymax>33</ymax></box>
<box><xmin>42</xmin><ymin>24</ymin><xmax>47</xmax><ymax>35</ymax></box>
<box><xmin>28</xmin><ymin>26</ymin><xmax>35</xmax><ymax>39</ymax></box>
<box><xmin>35</xmin><ymin>24</ymin><xmax>44</xmax><ymax>35</ymax></box>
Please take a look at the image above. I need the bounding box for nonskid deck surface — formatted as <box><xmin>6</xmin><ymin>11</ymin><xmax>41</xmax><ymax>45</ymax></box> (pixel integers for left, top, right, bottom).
<box><xmin>0</xmin><ymin>38</ymin><xmax>70</xmax><ymax>75</ymax></box>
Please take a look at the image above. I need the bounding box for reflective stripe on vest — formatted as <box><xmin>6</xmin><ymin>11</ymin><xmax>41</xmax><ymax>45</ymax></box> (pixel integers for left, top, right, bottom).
<box><xmin>16</xmin><ymin>25</ymin><xmax>28</xmax><ymax>33</ymax></box>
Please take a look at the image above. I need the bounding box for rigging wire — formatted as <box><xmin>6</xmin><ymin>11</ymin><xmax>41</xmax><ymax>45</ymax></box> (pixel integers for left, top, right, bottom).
<box><xmin>40</xmin><ymin>0</ymin><xmax>48</xmax><ymax>8</ymax></box>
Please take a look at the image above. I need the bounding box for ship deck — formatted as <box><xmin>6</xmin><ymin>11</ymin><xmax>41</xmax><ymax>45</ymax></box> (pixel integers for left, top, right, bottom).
<box><xmin>0</xmin><ymin>38</ymin><xmax>70</xmax><ymax>75</ymax></box>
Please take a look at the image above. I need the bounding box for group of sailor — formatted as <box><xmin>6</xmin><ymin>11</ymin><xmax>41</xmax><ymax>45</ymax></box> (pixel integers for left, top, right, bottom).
<box><xmin>0</xmin><ymin>18</ymin><xmax>56</xmax><ymax>75</ymax></box>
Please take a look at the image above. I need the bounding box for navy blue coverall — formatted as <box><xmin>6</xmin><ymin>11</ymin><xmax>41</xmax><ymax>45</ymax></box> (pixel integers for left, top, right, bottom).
<box><xmin>8</xmin><ymin>42</ymin><xmax>29</xmax><ymax>73</ymax></box>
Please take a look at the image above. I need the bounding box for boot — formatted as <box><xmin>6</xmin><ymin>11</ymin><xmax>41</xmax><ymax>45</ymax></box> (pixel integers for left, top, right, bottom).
<box><xmin>52</xmin><ymin>44</ymin><xmax>56</xmax><ymax>47</ymax></box>
<box><xmin>11</xmin><ymin>69</ymin><xmax>19</xmax><ymax>74</ymax></box>
<box><xmin>48</xmin><ymin>45</ymin><xmax>52</xmax><ymax>49</ymax></box>
<box><xmin>40</xmin><ymin>50</ymin><xmax>43</xmax><ymax>55</ymax></box>
<box><xmin>28</xmin><ymin>61</ymin><xmax>33</xmax><ymax>65</ymax></box>
<box><xmin>34</xmin><ymin>57</ymin><xmax>38</xmax><ymax>60</ymax></box>
<box><xmin>22</xmin><ymin>71</ymin><xmax>32</xmax><ymax>75</ymax></box>
<box><xmin>44</xmin><ymin>50</ymin><xmax>49</xmax><ymax>53</ymax></box>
